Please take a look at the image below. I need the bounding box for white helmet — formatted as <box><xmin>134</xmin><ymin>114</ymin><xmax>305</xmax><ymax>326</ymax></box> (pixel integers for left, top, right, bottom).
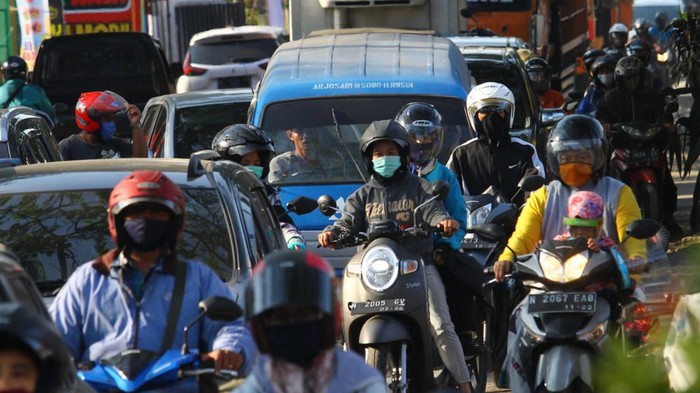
<box><xmin>609</xmin><ymin>23</ymin><xmax>628</xmax><ymax>34</ymax></box>
<box><xmin>466</xmin><ymin>82</ymin><xmax>516</xmax><ymax>133</ymax></box>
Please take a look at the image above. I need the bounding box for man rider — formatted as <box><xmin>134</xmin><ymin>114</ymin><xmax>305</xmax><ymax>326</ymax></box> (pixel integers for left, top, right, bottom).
<box><xmin>525</xmin><ymin>58</ymin><xmax>565</xmax><ymax>109</ymax></box>
<box><xmin>576</xmin><ymin>55</ymin><xmax>617</xmax><ymax>115</ymax></box>
<box><xmin>50</xmin><ymin>170</ymin><xmax>256</xmax><ymax>376</ymax></box>
<box><xmin>317</xmin><ymin>120</ymin><xmax>473</xmax><ymax>393</ymax></box>
<box><xmin>596</xmin><ymin>56</ymin><xmax>682</xmax><ymax>239</ymax></box>
<box><xmin>606</xmin><ymin>23</ymin><xmax>630</xmax><ymax>63</ymax></box>
<box><xmin>235</xmin><ymin>249</ymin><xmax>385</xmax><ymax>393</ymax></box>
<box><xmin>626</xmin><ymin>37</ymin><xmax>666</xmax><ymax>91</ymax></box>
<box><xmin>447</xmin><ymin>82</ymin><xmax>544</xmax><ymax>206</ymax></box>
<box><xmin>0</xmin><ymin>56</ymin><xmax>56</xmax><ymax>125</ymax></box>
<box><xmin>267</xmin><ymin>127</ymin><xmax>343</xmax><ymax>183</ymax></box>
<box><xmin>212</xmin><ymin>124</ymin><xmax>306</xmax><ymax>249</ymax></box>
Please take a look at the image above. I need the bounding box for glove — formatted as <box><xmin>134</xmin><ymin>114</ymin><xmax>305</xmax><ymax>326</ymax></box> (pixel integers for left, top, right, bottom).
<box><xmin>287</xmin><ymin>239</ymin><xmax>306</xmax><ymax>250</ymax></box>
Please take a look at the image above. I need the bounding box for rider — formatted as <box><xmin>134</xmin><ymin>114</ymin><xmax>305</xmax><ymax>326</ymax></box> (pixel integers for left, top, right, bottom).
<box><xmin>447</xmin><ymin>82</ymin><xmax>544</xmax><ymax>206</ymax></box>
<box><xmin>235</xmin><ymin>249</ymin><xmax>385</xmax><ymax>393</ymax></box>
<box><xmin>576</xmin><ymin>55</ymin><xmax>618</xmax><ymax>115</ymax></box>
<box><xmin>626</xmin><ymin>37</ymin><xmax>666</xmax><ymax>90</ymax></box>
<box><xmin>211</xmin><ymin>124</ymin><xmax>306</xmax><ymax>250</ymax></box>
<box><xmin>58</xmin><ymin>91</ymin><xmax>148</xmax><ymax>160</ymax></box>
<box><xmin>596</xmin><ymin>56</ymin><xmax>681</xmax><ymax>239</ymax></box>
<box><xmin>606</xmin><ymin>23</ymin><xmax>630</xmax><ymax>63</ymax></box>
<box><xmin>50</xmin><ymin>170</ymin><xmax>256</xmax><ymax>375</ymax></box>
<box><xmin>317</xmin><ymin>119</ymin><xmax>473</xmax><ymax>393</ymax></box>
<box><xmin>525</xmin><ymin>58</ymin><xmax>565</xmax><ymax>109</ymax></box>
<box><xmin>0</xmin><ymin>56</ymin><xmax>56</xmax><ymax>126</ymax></box>
<box><xmin>582</xmin><ymin>48</ymin><xmax>607</xmax><ymax>80</ymax></box>
<box><xmin>633</xmin><ymin>18</ymin><xmax>656</xmax><ymax>46</ymax></box>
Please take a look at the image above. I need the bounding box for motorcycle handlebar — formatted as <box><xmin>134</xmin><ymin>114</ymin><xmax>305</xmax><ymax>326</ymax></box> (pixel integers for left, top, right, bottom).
<box><xmin>180</xmin><ymin>368</ymin><xmax>239</xmax><ymax>380</ymax></box>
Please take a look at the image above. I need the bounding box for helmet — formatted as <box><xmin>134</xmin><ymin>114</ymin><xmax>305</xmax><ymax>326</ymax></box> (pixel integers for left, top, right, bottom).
<box><xmin>75</xmin><ymin>90</ymin><xmax>128</xmax><ymax>132</ymax></box>
<box><xmin>634</xmin><ymin>18</ymin><xmax>652</xmax><ymax>37</ymax></box>
<box><xmin>212</xmin><ymin>124</ymin><xmax>276</xmax><ymax>178</ymax></box>
<box><xmin>655</xmin><ymin>12</ymin><xmax>669</xmax><ymax>29</ymax></box>
<box><xmin>564</xmin><ymin>191</ymin><xmax>604</xmax><ymax>227</ymax></box>
<box><xmin>359</xmin><ymin>119</ymin><xmax>411</xmax><ymax>176</ymax></box>
<box><xmin>591</xmin><ymin>55</ymin><xmax>618</xmax><ymax>88</ymax></box>
<box><xmin>546</xmin><ymin>115</ymin><xmax>607</xmax><ymax>179</ymax></box>
<box><xmin>525</xmin><ymin>57</ymin><xmax>553</xmax><ymax>94</ymax></box>
<box><xmin>609</xmin><ymin>23</ymin><xmax>629</xmax><ymax>48</ymax></box>
<box><xmin>0</xmin><ymin>303</ymin><xmax>72</xmax><ymax>393</ymax></box>
<box><xmin>1</xmin><ymin>56</ymin><xmax>27</xmax><ymax>81</ymax></box>
<box><xmin>246</xmin><ymin>250</ymin><xmax>339</xmax><ymax>366</ymax></box>
<box><xmin>626</xmin><ymin>38</ymin><xmax>653</xmax><ymax>65</ymax></box>
<box><xmin>108</xmin><ymin>170</ymin><xmax>185</xmax><ymax>252</ymax></box>
<box><xmin>615</xmin><ymin>56</ymin><xmax>645</xmax><ymax>92</ymax></box>
<box><xmin>466</xmin><ymin>82</ymin><xmax>515</xmax><ymax>144</ymax></box>
<box><xmin>583</xmin><ymin>49</ymin><xmax>606</xmax><ymax>73</ymax></box>
<box><xmin>394</xmin><ymin>102</ymin><xmax>444</xmax><ymax>167</ymax></box>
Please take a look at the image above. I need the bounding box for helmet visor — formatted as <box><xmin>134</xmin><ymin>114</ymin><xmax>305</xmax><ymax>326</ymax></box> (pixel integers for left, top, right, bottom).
<box><xmin>527</xmin><ymin>71</ymin><xmax>549</xmax><ymax>82</ymax></box>
<box><xmin>469</xmin><ymin>101</ymin><xmax>511</xmax><ymax>118</ymax></box>
<box><xmin>87</xmin><ymin>91</ymin><xmax>128</xmax><ymax>119</ymax></box>
<box><xmin>549</xmin><ymin>138</ymin><xmax>602</xmax><ymax>165</ymax></box>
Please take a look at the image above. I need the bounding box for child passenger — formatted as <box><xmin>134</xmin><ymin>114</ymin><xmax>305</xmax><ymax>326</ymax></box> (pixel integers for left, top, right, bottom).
<box><xmin>555</xmin><ymin>191</ymin><xmax>615</xmax><ymax>252</ymax></box>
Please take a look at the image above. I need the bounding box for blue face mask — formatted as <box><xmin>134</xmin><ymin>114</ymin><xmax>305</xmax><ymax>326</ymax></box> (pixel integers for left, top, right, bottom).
<box><xmin>245</xmin><ymin>165</ymin><xmax>264</xmax><ymax>178</ymax></box>
<box><xmin>100</xmin><ymin>121</ymin><xmax>117</xmax><ymax>141</ymax></box>
<box><xmin>372</xmin><ymin>156</ymin><xmax>402</xmax><ymax>178</ymax></box>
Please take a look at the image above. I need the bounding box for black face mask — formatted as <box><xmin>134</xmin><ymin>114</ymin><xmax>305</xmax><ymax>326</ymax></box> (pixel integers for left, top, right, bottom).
<box><xmin>265</xmin><ymin>319</ymin><xmax>325</xmax><ymax>368</ymax></box>
<box><xmin>123</xmin><ymin>218</ymin><xmax>170</xmax><ymax>252</ymax></box>
<box><xmin>480</xmin><ymin>113</ymin><xmax>508</xmax><ymax>145</ymax></box>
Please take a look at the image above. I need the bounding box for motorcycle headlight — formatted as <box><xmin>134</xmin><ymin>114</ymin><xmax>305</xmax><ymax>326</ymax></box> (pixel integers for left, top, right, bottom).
<box><xmin>539</xmin><ymin>251</ymin><xmax>564</xmax><ymax>282</ymax></box>
<box><xmin>564</xmin><ymin>252</ymin><xmax>590</xmax><ymax>282</ymax></box>
<box><xmin>467</xmin><ymin>203</ymin><xmax>491</xmax><ymax>229</ymax></box>
<box><xmin>657</xmin><ymin>51</ymin><xmax>670</xmax><ymax>62</ymax></box>
<box><xmin>361</xmin><ymin>246</ymin><xmax>399</xmax><ymax>292</ymax></box>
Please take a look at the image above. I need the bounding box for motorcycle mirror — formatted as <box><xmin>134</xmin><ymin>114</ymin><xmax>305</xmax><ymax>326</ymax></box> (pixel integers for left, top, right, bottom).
<box><xmin>431</xmin><ymin>180</ymin><xmax>450</xmax><ymax>201</ymax></box>
<box><xmin>472</xmin><ymin>224</ymin><xmax>506</xmax><ymax>243</ymax></box>
<box><xmin>286</xmin><ymin>196</ymin><xmax>318</xmax><ymax>215</ymax></box>
<box><xmin>317</xmin><ymin>195</ymin><xmax>338</xmax><ymax>217</ymax></box>
<box><xmin>540</xmin><ymin>108</ymin><xmax>566</xmax><ymax>127</ymax></box>
<box><xmin>665</xmin><ymin>102</ymin><xmax>679</xmax><ymax>114</ymax></box>
<box><xmin>518</xmin><ymin>175</ymin><xmax>545</xmax><ymax>192</ymax></box>
<box><xmin>625</xmin><ymin>219</ymin><xmax>661</xmax><ymax>239</ymax></box>
<box><xmin>198</xmin><ymin>296</ymin><xmax>243</xmax><ymax>321</ymax></box>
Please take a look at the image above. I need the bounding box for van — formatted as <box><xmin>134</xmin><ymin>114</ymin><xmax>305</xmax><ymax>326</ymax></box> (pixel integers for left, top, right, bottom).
<box><xmin>249</xmin><ymin>31</ymin><xmax>472</xmax><ymax>272</ymax></box>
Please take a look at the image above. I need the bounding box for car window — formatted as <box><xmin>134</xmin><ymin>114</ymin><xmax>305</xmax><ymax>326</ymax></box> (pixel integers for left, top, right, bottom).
<box><xmin>174</xmin><ymin>102</ymin><xmax>250</xmax><ymax>158</ymax></box>
<box><xmin>467</xmin><ymin>61</ymin><xmax>532</xmax><ymax>129</ymax></box>
<box><xmin>0</xmin><ymin>187</ymin><xmax>234</xmax><ymax>284</ymax></box>
<box><xmin>260</xmin><ymin>96</ymin><xmax>471</xmax><ymax>185</ymax></box>
<box><xmin>145</xmin><ymin>105</ymin><xmax>168</xmax><ymax>158</ymax></box>
<box><xmin>190</xmin><ymin>38</ymin><xmax>278</xmax><ymax>65</ymax></box>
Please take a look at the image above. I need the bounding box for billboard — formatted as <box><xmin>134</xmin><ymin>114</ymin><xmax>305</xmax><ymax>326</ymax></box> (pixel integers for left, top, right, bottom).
<box><xmin>52</xmin><ymin>0</ymin><xmax>143</xmax><ymax>35</ymax></box>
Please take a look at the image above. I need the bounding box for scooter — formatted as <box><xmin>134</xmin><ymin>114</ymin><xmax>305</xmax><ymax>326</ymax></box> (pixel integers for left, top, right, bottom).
<box><xmin>317</xmin><ymin>181</ymin><xmax>488</xmax><ymax>393</ymax></box>
<box><xmin>78</xmin><ymin>296</ymin><xmax>242</xmax><ymax>392</ymax></box>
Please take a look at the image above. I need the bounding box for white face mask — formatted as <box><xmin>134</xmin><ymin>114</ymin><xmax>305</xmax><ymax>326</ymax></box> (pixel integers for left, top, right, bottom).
<box><xmin>598</xmin><ymin>73</ymin><xmax>614</xmax><ymax>87</ymax></box>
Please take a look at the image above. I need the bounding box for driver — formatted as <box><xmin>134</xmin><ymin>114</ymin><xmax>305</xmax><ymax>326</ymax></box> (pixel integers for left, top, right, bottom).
<box><xmin>50</xmin><ymin>170</ymin><xmax>256</xmax><ymax>376</ymax></box>
<box><xmin>267</xmin><ymin>127</ymin><xmax>344</xmax><ymax>183</ymax></box>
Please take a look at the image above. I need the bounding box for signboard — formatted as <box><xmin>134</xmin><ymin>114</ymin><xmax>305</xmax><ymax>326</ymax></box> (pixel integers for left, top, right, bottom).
<box><xmin>16</xmin><ymin>0</ymin><xmax>51</xmax><ymax>69</ymax></box>
<box><xmin>53</xmin><ymin>0</ymin><xmax>143</xmax><ymax>35</ymax></box>
<box><xmin>467</xmin><ymin>0</ymin><xmax>531</xmax><ymax>12</ymax></box>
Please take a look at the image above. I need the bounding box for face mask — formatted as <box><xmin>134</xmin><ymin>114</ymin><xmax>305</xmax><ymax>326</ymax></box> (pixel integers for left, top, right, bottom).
<box><xmin>598</xmin><ymin>73</ymin><xmax>614</xmax><ymax>87</ymax></box>
<box><xmin>246</xmin><ymin>165</ymin><xmax>264</xmax><ymax>178</ymax></box>
<box><xmin>559</xmin><ymin>163</ymin><xmax>594</xmax><ymax>187</ymax></box>
<box><xmin>372</xmin><ymin>156</ymin><xmax>402</xmax><ymax>178</ymax></box>
<box><xmin>265</xmin><ymin>320</ymin><xmax>325</xmax><ymax>368</ymax></box>
<box><xmin>123</xmin><ymin>218</ymin><xmax>170</xmax><ymax>252</ymax></box>
<box><xmin>481</xmin><ymin>113</ymin><xmax>508</xmax><ymax>145</ymax></box>
<box><xmin>100</xmin><ymin>121</ymin><xmax>117</xmax><ymax>141</ymax></box>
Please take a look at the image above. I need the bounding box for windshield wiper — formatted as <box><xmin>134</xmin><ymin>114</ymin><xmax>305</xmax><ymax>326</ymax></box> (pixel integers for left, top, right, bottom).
<box><xmin>331</xmin><ymin>108</ymin><xmax>368</xmax><ymax>183</ymax></box>
<box><xmin>34</xmin><ymin>279</ymin><xmax>66</xmax><ymax>296</ymax></box>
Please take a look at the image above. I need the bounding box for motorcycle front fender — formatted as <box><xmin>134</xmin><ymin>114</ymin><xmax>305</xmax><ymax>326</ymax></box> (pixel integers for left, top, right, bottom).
<box><xmin>535</xmin><ymin>345</ymin><xmax>593</xmax><ymax>392</ymax></box>
<box><xmin>358</xmin><ymin>315</ymin><xmax>411</xmax><ymax>345</ymax></box>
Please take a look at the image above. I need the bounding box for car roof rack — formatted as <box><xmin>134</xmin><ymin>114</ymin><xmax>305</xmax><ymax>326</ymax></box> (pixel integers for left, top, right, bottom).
<box><xmin>187</xmin><ymin>150</ymin><xmax>220</xmax><ymax>181</ymax></box>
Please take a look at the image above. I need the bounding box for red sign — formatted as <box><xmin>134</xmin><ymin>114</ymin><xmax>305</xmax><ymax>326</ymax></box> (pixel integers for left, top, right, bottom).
<box><xmin>55</xmin><ymin>0</ymin><xmax>142</xmax><ymax>35</ymax></box>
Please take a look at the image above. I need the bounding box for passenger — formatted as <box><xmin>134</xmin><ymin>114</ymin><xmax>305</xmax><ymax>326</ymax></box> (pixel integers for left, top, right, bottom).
<box><xmin>525</xmin><ymin>58</ymin><xmax>565</xmax><ymax>109</ymax></box>
<box><xmin>554</xmin><ymin>191</ymin><xmax>615</xmax><ymax>251</ymax></box>
<box><xmin>50</xmin><ymin>170</ymin><xmax>256</xmax><ymax>376</ymax></box>
<box><xmin>235</xmin><ymin>249</ymin><xmax>385</xmax><ymax>393</ymax></box>
<box><xmin>576</xmin><ymin>55</ymin><xmax>617</xmax><ymax>115</ymax></box>
<box><xmin>605</xmin><ymin>23</ymin><xmax>630</xmax><ymax>63</ymax></box>
<box><xmin>582</xmin><ymin>49</ymin><xmax>606</xmax><ymax>80</ymax></box>
<box><xmin>267</xmin><ymin>127</ymin><xmax>343</xmax><ymax>183</ymax></box>
<box><xmin>58</xmin><ymin>91</ymin><xmax>147</xmax><ymax>160</ymax></box>
<box><xmin>317</xmin><ymin>119</ymin><xmax>473</xmax><ymax>393</ymax></box>
<box><xmin>0</xmin><ymin>56</ymin><xmax>56</xmax><ymax>126</ymax></box>
<box><xmin>212</xmin><ymin>124</ymin><xmax>306</xmax><ymax>249</ymax></box>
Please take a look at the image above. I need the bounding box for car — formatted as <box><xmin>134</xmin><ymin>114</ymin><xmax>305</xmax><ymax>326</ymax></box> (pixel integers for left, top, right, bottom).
<box><xmin>142</xmin><ymin>88</ymin><xmax>253</xmax><ymax>158</ymax></box>
<box><xmin>0</xmin><ymin>155</ymin><xmax>287</xmax><ymax>304</ymax></box>
<box><xmin>0</xmin><ymin>106</ymin><xmax>61</xmax><ymax>165</ymax></box>
<box><xmin>447</xmin><ymin>35</ymin><xmax>529</xmax><ymax>50</ymax></box>
<box><xmin>32</xmin><ymin>32</ymin><xmax>176</xmax><ymax>143</ymax></box>
<box><xmin>176</xmin><ymin>25</ymin><xmax>287</xmax><ymax>93</ymax></box>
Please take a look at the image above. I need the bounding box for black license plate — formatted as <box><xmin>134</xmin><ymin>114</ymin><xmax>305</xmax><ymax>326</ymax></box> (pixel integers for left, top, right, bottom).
<box><xmin>527</xmin><ymin>292</ymin><xmax>596</xmax><ymax>314</ymax></box>
<box><xmin>349</xmin><ymin>298</ymin><xmax>406</xmax><ymax>315</ymax></box>
<box><xmin>461</xmin><ymin>234</ymin><xmax>497</xmax><ymax>249</ymax></box>
<box><xmin>218</xmin><ymin>76</ymin><xmax>250</xmax><ymax>88</ymax></box>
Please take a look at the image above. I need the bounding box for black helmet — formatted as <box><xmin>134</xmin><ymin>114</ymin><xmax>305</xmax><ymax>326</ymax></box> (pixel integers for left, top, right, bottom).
<box><xmin>615</xmin><ymin>56</ymin><xmax>645</xmax><ymax>92</ymax></box>
<box><xmin>525</xmin><ymin>57</ymin><xmax>552</xmax><ymax>93</ymax></box>
<box><xmin>608</xmin><ymin>23</ymin><xmax>629</xmax><ymax>48</ymax></box>
<box><xmin>1</xmin><ymin>56</ymin><xmax>27</xmax><ymax>81</ymax></box>
<box><xmin>626</xmin><ymin>38</ymin><xmax>653</xmax><ymax>66</ymax></box>
<box><xmin>634</xmin><ymin>18</ymin><xmax>652</xmax><ymax>37</ymax></box>
<box><xmin>394</xmin><ymin>102</ymin><xmax>444</xmax><ymax>167</ymax></box>
<box><xmin>583</xmin><ymin>49</ymin><xmax>606</xmax><ymax>74</ymax></box>
<box><xmin>246</xmin><ymin>250</ymin><xmax>339</xmax><ymax>367</ymax></box>
<box><xmin>359</xmin><ymin>119</ymin><xmax>411</xmax><ymax>177</ymax></box>
<box><xmin>211</xmin><ymin>124</ymin><xmax>276</xmax><ymax>178</ymax></box>
<box><xmin>591</xmin><ymin>55</ymin><xmax>618</xmax><ymax>88</ymax></box>
<box><xmin>0</xmin><ymin>303</ymin><xmax>72</xmax><ymax>393</ymax></box>
<box><xmin>546</xmin><ymin>115</ymin><xmax>607</xmax><ymax>180</ymax></box>
<box><xmin>655</xmin><ymin>12</ymin><xmax>669</xmax><ymax>29</ymax></box>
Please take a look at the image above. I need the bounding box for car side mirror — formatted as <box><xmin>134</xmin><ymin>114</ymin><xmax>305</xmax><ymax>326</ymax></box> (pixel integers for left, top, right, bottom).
<box><xmin>431</xmin><ymin>180</ymin><xmax>450</xmax><ymax>201</ymax></box>
<box><xmin>198</xmin><ymin>296</ymin><xmax>243</xmax><ymax>321</ymax></box>
<box><xmin>317</xmin><ymin>195</ymin><xmax>338</xmax><ymax>217</ymax></box>
<box><xmin>625</xmin><ymin>219</ymin><xmax>661</xmax><ymax>239</ymax></box>
<box><xmin>518</xmin><ymin>175</ymin><xmax>545</xmax><ymax>192</ymax></box>
<box><xmin>472</xmin><ymin>224</ymin><xmax>506</xmax><ymax>243</ymax></box>
<box><xmin>540</xmin><ymin>108</ymin><xmax>566</xmax><ymax>127</ymax></box>
<box><xmin>286</xmin><ymin>196</ymin><xmax>318</xmax><ymax>215</ymax></box>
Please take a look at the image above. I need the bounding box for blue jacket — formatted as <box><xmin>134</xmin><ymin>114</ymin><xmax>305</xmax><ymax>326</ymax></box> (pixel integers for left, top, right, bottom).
<box><xmin>0</xmin><ymin>78</ymin><xmax>57</xmax><ymax>123</ymax></box>
<box><xmin>49</xmin><ymin>249</ymin><xmax>257</xmax><ymax>375</ymax></box>
<box><xmin>575</xmin><ymin>84</ymin><xmax>604</xmax><ymax>115</ymax></box>
<box><xmin>422</xmin><ymin>162</ymin><xmax>467</xmax><ymax>250</ymax></box>
<box><xmin>233</xmin><ymin>349</ymin><xmax>385</xmax><ymax>393</ymax></box>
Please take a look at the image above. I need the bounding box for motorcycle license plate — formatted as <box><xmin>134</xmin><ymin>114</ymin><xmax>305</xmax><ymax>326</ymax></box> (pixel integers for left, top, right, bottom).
<box><xmin>349</xmin><ymin>298</ymin><xmax>406</xmax><ymax>315</ymax></box>
<box><xmin>461</xmin><ymin>233</ymin><xmax>497</xmax><ymax>249</ymax></box>
<box><xmin>527</xmin><ymin>292</ymin><xmax>596</xmax><ymax>314</ymax></box>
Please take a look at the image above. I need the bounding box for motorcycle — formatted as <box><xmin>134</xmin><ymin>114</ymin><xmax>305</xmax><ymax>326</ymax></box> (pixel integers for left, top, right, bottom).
<box><xmin>474</xmin><ymin>219</ymin><xmax>661</xmax><ymax>393</ymax></box>
<box><xmin>317</xmin><ymin>181</ymin><xmax>488</xmax><ymax>393</ymax></box>
<box><xmin>78</xmin><ymin>296</ymin><xmax>242</xmax><ymax>392</ymax></box>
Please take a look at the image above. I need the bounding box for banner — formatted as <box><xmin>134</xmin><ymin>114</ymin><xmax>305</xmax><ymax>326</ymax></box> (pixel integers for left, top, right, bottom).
<box><xmin>15</xmin><ymin>0</ymin><xmax>51</xmax><ymax>70</ymax></box>
<box><xmin>48</xmin><ymin>0</ymin><xmax>64</xmax><ymax>35</ymax></box>
<box><xmin>58</xmin><ymin>0</ymin><xmax>143</xmax><ymax>35</ymax></box>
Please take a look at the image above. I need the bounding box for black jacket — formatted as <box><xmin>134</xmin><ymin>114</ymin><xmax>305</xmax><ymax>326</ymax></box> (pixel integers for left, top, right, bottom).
<box><xmin>596</xmin><ymin>87</ymin><xmax>672</xmax><ymax>125</ymax></box>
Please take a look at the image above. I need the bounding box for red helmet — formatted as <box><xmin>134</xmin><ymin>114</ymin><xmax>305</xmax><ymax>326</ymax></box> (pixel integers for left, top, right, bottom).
<box><xmin>75</xmin><ymin>90</ymin><xmax>127</xmax><ymax>132</ymax></box>
<box><xmin>108</xmin><ymin>171</ymin><xmax>185</xmax><ymax>251</ymax></box>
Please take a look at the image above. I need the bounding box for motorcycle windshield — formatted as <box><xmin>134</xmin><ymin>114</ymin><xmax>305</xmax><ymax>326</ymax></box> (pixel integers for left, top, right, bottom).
<box><xmin>100</xmin><ymin>350</ymin><xmax>161</xmax><ymax>380</ymax></box>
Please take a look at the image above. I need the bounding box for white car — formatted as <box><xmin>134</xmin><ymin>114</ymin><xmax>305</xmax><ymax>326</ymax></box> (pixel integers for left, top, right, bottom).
<box><xmin>176</xmin><ymin>25</ymin><xmax>287</xmax><ymax>93</ymax></box>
